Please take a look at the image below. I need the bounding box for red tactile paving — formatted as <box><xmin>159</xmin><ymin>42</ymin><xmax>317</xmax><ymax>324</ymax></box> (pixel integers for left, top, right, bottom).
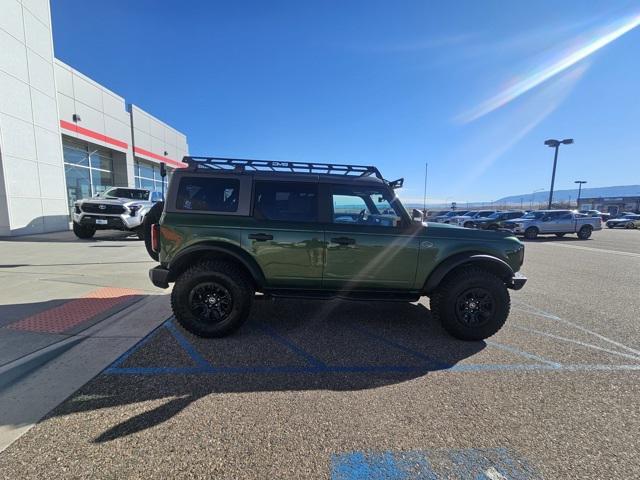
<box><xmin>4</xmin><ymin>287</ymin><xmax>141</xmax><ymax>334</ymax></box>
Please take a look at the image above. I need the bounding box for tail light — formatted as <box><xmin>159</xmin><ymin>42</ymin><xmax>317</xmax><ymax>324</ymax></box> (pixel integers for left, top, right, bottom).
<box><xmin>151</xmin><ymin>224</ymin><xmax>160</xmax><ymax>252</ymax></box>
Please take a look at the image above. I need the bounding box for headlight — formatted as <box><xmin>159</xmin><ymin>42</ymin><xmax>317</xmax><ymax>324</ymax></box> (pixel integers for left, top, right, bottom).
<box><xmin>128</xmin><ymin>205</ymin><xmax>140</xmax><ymax>216</ymax></box>
<box><xmin>74</xmin><ymin>204</ymin><xmax>81</xmax><ymax>214</ymax></box>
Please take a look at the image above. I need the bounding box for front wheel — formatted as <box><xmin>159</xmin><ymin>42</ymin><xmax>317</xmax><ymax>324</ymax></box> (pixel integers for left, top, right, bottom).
<box><xmin>577</xmin><ymin>225</ymin><xmax>592</xmax><ymax>240</ymax></box>
<box><xmin>463</xmin><ymin>222</ymin><xmax>474</xmax><ymax>228</ymax></box>
<box><xmin>625</xmin><ymin>222</ymin><xmax>636</xmax><ymax>229</ymax></box>
<box><xmin>524</xmin><ymin>227</ymin><xmax>538</xmax><ymax>240</ymax></box>
<box><xmin>171</xmin><ymin>260</ymin><xmax>253</xmax><ymax>338</ymax></box>
<box><xmin>430</xmin><ymin>267</ymin><xmax>510</xmax><ymax>341</ymax></box>
<box><xmin>73</xmin><ymin>222</ymin><xmax>95</xmax><ymax>239</ymax></box>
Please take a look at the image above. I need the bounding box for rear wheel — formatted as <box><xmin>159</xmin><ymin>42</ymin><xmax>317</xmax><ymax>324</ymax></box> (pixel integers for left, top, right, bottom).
<box><xmin>577</xmin><ymin>225</ymin><xmax>592</xmax><ymax>240</ymax></box>
<box><xmin>171</xmin><ymin>260</ymin><xmax>253</xmax><ymax>337</ymax></box>
<box><xmin>625</xmin><ymin>222</ymin><xmax>636</xmax><ymax>229</ymax></box>
<box><xmin>430</xmin><ymin>267</ymin><xmax>510</xmax><ymax>341</ymax></box>
<box><xmin>524</xmin><ymin>227</ymin><xmax>538</xmax><ymax>240</ymax></box>
<box><xmin>73</xmin><ymin>222</ymin><xmax>95</xmax><ymax>239</ymax></box>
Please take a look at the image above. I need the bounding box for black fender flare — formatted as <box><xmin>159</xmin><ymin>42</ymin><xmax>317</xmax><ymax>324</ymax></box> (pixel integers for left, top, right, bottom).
<box><xmin>167</xmin><ymin>241</ymin><xmax>266</xmax><ymax>288</ymax></box>
<box><xmin>423</xmin><ymin>253</ymin><xmax>514</xmax><ymax>294</ymax></box>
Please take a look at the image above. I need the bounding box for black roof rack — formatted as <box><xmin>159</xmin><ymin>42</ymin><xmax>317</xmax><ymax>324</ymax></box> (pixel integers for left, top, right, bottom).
<box><xmin>183</xmin><ymin>156</ymin><xmax>384</xmax><ymax>180</ymax></box>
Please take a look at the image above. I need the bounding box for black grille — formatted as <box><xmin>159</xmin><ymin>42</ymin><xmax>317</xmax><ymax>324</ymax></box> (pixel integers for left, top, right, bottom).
<box><xmin>81</xmin><ymin>203</ymin><xmax>125</xmax><ymax>214</ymax></box>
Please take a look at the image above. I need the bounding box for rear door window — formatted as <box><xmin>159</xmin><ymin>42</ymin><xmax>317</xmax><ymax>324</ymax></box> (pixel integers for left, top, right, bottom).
<box><xmin>253</xmin><ymin>181</ymin><xmax>318</xmax><ymax>222</ymax></box>
<box><xmin>176</xmin><ymin>177</ymin><xmax>240</xmax><ymax>212</ymax></box>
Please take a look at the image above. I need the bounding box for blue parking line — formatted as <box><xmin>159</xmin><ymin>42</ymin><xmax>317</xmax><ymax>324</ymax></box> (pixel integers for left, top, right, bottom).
<box><xmin>104</xmin><ymin>321</ymin><xmax>167</xmax><ymax>372</ymax></box>
<box><xmin>164</xmin><ymin>320</ymin><xmax>214</xmax><ymax>369</ymax></box>
<box><xmin>344</xmin><ymin>322</ymin><xmax>452</xmax><ymax>370</ymax></box>
<box><xmin>252</xmin><ymin>322</ymin><xmax>328</xmax><ymax>369</ymax></box>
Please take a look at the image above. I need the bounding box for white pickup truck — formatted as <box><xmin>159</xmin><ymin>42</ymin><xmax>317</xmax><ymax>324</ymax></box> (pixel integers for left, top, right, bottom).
<box><xmin>503</xmin><ymin>210</ymin><xmax>602</xmax><ymax>240</ymax></box>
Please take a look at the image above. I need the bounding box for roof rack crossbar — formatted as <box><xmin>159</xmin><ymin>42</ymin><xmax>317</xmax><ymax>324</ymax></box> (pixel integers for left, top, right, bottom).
<box><xmin>183</xmin><ymin>156</ymin><xmax>384</xmax><ymax>179</ymax></box>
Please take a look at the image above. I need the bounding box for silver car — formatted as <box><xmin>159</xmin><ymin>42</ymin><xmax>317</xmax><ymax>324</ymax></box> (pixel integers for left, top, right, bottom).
<box><xmin>72</xmin><ymin>187</ymin><xmax>163</xmax><ymax>239</ymax></box>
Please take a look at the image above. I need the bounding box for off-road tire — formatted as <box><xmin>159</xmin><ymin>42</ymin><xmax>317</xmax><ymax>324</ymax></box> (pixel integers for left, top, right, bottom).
<box><xmin>577</xmin><ymin>225</ymin><xmax>592</xmax><ymax>240</ymax></box>
<box><xmin>524</xmin><ymin>227</ymin><xmax>538</xmax><ymax>240</ymax></box>
<box><xmin>555</xmin><ymin>233</ymin><xmax>566</xmax><ymax>238</ymax></box>
<box><xmin>143</xmin><ymin>201</ymin><xmax>164</xmax><ymax>260</ymax></box>
<box><xmin>73</xmin><ymin>222</ymin><xmax>95</xmax><ymax>239</ymax></box>
<box><xmin>430</xmin><ymin>267</ymin><xmax>510</xmax><ymax>341</ymax></box>
<box><xmin>171</xmin><ymin>260</ymin><xmax>253</xmax><ymax>338</ymax></box>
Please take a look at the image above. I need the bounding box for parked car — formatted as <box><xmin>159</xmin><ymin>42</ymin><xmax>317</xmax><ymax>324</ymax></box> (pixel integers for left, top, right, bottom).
<box><xmin>605</xmin><ymin>214</ymin><xmax>640</xmax><ymax>229</ymax></box>
<box><xmin>435</xmin><ymin>210</ymin><xmax>470</xmax><ymax>223</ymax></box>
<box><xmin>424</xmin><ymin>210</ymin><xmax>449</xmax><ymax>221</ymax></box>
<box><xmin>72</xmin><ymin>187</ymin><xmax>163</xmax><ymax>239</ymax></box>
<box><xmin>452</xmin><ymin>210</ymin><xmax>497</xmax><ymax>228</ymax></box>
<box><xmin>147</xmin><ymin>156</ymin><xmax>526</xmax><ymax>342</ymax></box>
<box><xmin>473</xmin><ymin>211</ymin><xmax>526</xmax><ymax>230</ymax></box>
<box><xmin>579</xmin><ymin>210</ymin><xmax>610</xmax><ymax>222</ymax></box>
<box><xmin>504</xmin><ymin>210</ymin><xmax>601</xmax><ymax>240</ymax></box>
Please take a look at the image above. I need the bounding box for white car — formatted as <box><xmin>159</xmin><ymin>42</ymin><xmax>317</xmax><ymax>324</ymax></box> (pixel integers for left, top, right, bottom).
<box><xmin>451</xmin><ymin>210</ymin><xmax>497</xmax><ymax>228</ymax></box>
<box><xmin>72</xmin><ymin>187</ymin><xmax>163</xmax><ymax>239</ymax></box>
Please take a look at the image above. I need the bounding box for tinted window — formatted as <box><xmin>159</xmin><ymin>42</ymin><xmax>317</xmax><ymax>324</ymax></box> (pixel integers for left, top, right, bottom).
<box><xmin>254</xmin><ymin>181</ymin><xmax>317</xmax><ymax>222</ymax></box>
<box><xmin>176</xmin><ymin>177</ymin><xmax>240</xmax><ymax>212</ymax></box>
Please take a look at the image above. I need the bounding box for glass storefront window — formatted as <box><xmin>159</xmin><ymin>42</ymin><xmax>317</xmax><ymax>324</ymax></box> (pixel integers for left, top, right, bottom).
<box><xmin>134</xmin><ymin>158</ymin><xmax>172</xmax><ymax>195</ymax></box>
<box><xmin>63</xmin><ymin>138</ymin><xmax>115</xmax><ymax>217</ymax></box>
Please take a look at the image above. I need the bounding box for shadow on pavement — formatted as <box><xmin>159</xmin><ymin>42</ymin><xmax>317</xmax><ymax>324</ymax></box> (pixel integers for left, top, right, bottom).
<box><xmin>45</xmin><ymin>298</ymin><xmax>485</xmax><ymax>443</ymax></box>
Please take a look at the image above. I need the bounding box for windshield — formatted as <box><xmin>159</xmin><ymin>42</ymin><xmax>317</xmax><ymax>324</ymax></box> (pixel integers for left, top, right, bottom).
<box><xmin>103</xmin><ymin>188</ymin><xmax>150</xmax><ymax>200</ymax></box>
<box><xmin>487</xmin><ymin>212</ymin><xmax>502</xmax><ymax>219</ymax></box>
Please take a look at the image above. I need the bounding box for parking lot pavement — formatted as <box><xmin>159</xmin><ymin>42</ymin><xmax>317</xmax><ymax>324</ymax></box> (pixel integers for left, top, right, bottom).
<box><xmin>0</xmin><ymin>231</ymin><xmax>168</xmax><ymax>450</ymax></box>
<box><xmin>1</xmin><ymin>229</ymin><xmax>639</xmax><ymax>478</ymax></box>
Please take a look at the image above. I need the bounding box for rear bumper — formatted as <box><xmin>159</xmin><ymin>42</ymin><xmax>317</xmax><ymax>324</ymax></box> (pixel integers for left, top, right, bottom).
<box><xmin>149</xmin><ymin>265</ymin><xmax>170</xmax><ymax>289</ymax></box>
<box><xmin>508</xmin><ymin>272</ymin><xmax>527</xmax><ymax>290</ymax></box>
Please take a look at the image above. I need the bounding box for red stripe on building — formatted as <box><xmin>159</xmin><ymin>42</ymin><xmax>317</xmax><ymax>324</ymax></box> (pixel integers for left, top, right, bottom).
<box><xmin>133</xmin><ymin>146</ymin><xmax>186</xmax><ymax>168</ymax></box>
<box><xmin>4</xmin><ymin>287</ymin><xmax>141</xmax><ymax>334</ymax></box>
<box><xmin>60</xmin><ymin>120</ymin><xmax>128</xmax><ymax>150</ymax></box>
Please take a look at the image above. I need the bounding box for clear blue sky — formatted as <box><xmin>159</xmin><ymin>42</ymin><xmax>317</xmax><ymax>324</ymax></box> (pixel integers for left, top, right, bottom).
<box><xmin>50</xmin><ymin>0</ymin><xmax>640</xmax><ymax>204</ymax></box>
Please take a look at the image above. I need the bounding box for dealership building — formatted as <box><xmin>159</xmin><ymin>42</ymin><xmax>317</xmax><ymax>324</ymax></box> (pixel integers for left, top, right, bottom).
<box><xmin>0</xmin><ymin>0</ymin><xmax>189</xmax><ymax>236</ymax></box>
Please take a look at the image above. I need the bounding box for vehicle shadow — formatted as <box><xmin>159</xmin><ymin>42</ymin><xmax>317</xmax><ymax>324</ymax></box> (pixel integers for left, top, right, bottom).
<box><xmin>46</xmin><ymin>298</ymin><xmax>486</xmax><ymax>443</ymax></box>
<box><xmin>522</xmin><ymin>236</ymin><xmax>590</xmax><ymax>243</ymax></box>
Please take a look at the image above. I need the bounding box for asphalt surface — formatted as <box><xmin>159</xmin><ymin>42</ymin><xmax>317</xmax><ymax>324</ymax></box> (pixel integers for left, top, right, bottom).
<box><xmin>1</xmin><ymin>228</ymin><xmax>639</xmax><ymax>479</ymax></box>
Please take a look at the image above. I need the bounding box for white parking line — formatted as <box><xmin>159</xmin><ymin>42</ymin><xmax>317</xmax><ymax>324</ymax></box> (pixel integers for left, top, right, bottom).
<box><xmin>511</xmin><ymin>325</ymin><xmax>640</xmax><ymax>362</ymax></box>
<box><xmin>543</xmin><ymin>242</ymin><xmax>640</xmax><ymax>258</ymax></box>
<box><xmin>513</xmin><ymin>300</ymin><xmax>640</xmax><ymax>357</ymax></box>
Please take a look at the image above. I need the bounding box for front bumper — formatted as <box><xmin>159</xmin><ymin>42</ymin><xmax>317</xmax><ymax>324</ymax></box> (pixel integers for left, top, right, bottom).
<box><xmin>73</xmin><ymin>212</ymin><xmax>143</xmax><ymax>230</ymax></box>
<box><xmin>508</xmin><ymin>272</ymin><xmax>527</xmax><ymax>290</ymax></box>
<box><xmin>149</xmin><ymin>265</ymin><xmax>170</xmax><ymax>289</ymax></box>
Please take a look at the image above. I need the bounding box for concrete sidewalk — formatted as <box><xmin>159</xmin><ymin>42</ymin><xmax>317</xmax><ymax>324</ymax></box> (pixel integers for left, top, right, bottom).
<box><xmin>0</xmin><ymin>230</ymin><xmax>169</xmax><ymax>451</ymax></box>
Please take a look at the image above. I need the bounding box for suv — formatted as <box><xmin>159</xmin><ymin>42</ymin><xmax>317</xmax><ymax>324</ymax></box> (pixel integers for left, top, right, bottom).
<box><xmin>72</xmin><ymin>187</ymin><xmax>163</xmax><ymax>239</ymax></box>
<box><xmin>147</xmin><ymin>157</ymin><xmax>526</xmax><ymax>341</ymax></box>
<box><xmin>473</xmin><ymin>211</ymin><xmax>526</xmax><ymax>230</ymax></box>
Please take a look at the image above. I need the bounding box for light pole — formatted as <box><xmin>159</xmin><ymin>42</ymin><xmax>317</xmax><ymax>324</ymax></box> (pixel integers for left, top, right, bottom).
<box><xmin>544</xmin><ymin>138</ymin><xmax>574</xmax><ymax>209</ymax></box>
<box><xmin>574</xmin><ymin>180</ymin><xmax>587</xmax><ymax>210</ymax></box>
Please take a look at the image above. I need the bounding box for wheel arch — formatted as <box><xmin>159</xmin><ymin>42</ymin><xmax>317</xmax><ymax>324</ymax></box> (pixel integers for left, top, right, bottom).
<box><xmin>423</xmin><ymin>252</ymin><xmax>514</xmax><ymax>294</ymax></box>
<box><xmin>167</xmin><ymin>242</ymin><xmax>266</xmax><ymax>289</ymax></box>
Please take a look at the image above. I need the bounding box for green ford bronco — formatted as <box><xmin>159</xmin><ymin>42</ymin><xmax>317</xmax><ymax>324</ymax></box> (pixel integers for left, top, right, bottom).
<box><xmin>146</xmin><ymin>157</ymin><xmax>526</xmax><ymax>341</ymax></box>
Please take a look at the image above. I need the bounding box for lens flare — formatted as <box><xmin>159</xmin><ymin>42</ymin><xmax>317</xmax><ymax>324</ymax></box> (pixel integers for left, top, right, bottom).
<box><xmin>457</xmin><ymin>12</ymin><xmax>640</xmax><ymax>123</ymax></box>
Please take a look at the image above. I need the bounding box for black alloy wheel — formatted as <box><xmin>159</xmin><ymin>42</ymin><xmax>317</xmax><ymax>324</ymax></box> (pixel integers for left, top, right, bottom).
<box><xmin>454</xmin><ymin>287</ymin><xmax>495</xmax><ymax>327</ymax></box>
<box><xmin>188</xmin><ymin>282</ymin><xmax>233</xmax><ymax>324</ymax></box>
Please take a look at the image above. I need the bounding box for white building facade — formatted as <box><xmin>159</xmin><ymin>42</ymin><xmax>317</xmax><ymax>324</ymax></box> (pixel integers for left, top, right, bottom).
<box><xmin>0</xmin><ymin>0</ymin><xmax>189</xmax><ymax>236</ymax></box>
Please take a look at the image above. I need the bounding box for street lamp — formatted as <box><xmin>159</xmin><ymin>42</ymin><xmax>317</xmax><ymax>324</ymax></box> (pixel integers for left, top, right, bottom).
<box><xmin>574</xmin><ymin>180</ymin><xmax>587</xmax><ymax>209</ymax></box>
<box><xmin>544</xmin><ymin>138</ymin><xmax>574</xmax><ymax>209</ymax></box>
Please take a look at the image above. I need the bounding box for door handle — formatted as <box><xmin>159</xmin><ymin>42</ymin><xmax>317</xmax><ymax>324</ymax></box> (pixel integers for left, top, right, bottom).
<box><xmin>248</xmin><ymin>233</ymin><xmax>273</xmax><ymax>241</ymax></box>
<box><xmin>331</xmin><ymin>237</ymin><xmax>355</xmax><ymax>246</ymax></box>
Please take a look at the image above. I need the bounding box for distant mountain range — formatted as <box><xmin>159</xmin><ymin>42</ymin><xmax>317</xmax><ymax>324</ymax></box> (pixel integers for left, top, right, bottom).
<box><xmin>496</xmin><ymin>185</ymin><xmax>640</xmax><ymax>204</ymax></box>
<box><xmin>404</xmin><ymin>185</ymin><xmax>640</xmax><ymax>209</ymax></box>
